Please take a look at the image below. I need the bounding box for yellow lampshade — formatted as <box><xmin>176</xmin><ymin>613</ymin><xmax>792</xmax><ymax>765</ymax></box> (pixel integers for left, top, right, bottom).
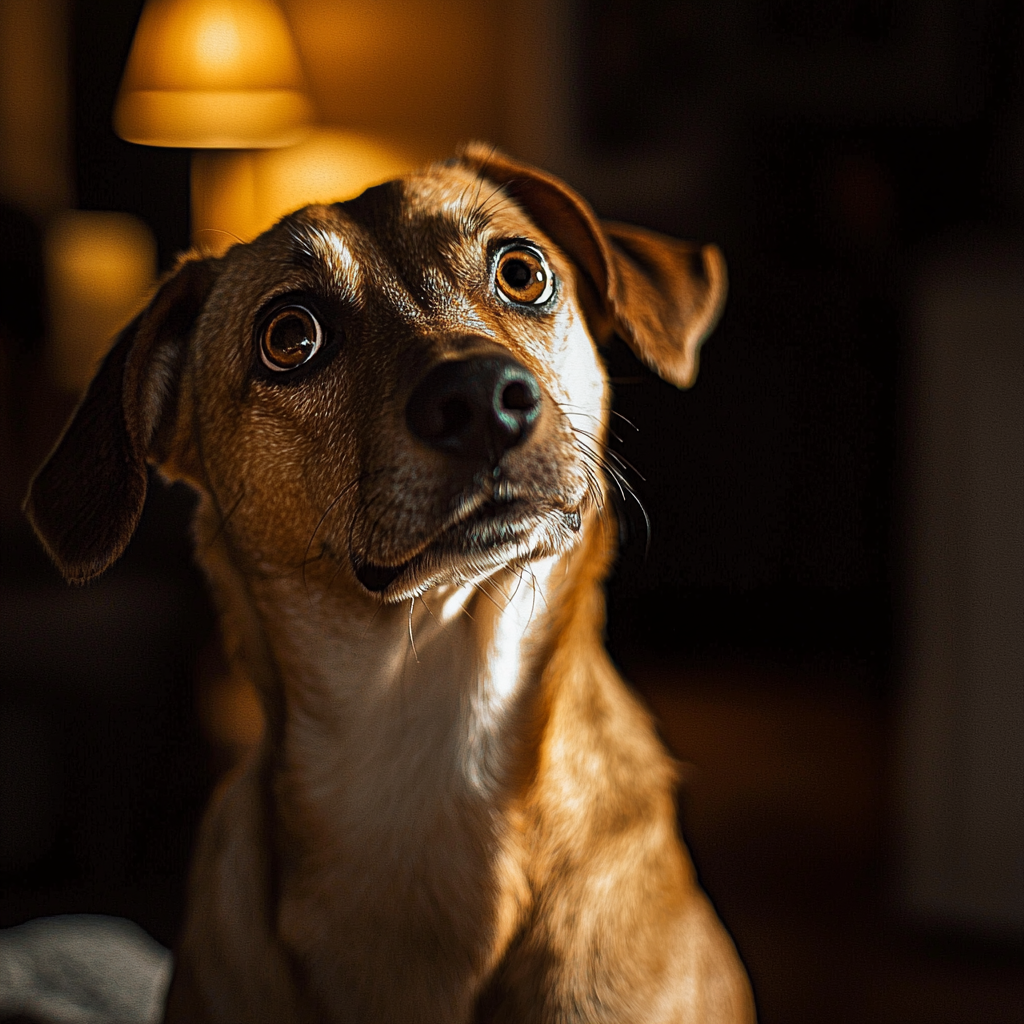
<box><xmin>114</xmin><ymin>0</ymin><xmax>313</xmax><ymax>148</ymax></box>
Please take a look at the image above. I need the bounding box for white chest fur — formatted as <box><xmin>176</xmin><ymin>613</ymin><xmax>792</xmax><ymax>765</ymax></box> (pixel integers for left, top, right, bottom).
<box><xmin>254</xmin><ymin>560</ymin><xmax>559</xmax><ymax>1020</ymax></box>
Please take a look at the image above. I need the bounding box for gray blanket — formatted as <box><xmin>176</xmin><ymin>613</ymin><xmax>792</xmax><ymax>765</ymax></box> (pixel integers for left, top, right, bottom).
<box><xmin>0</xmin><ymin>916</ymin><xmax>171</xmax><ymax>1024</ymax></box>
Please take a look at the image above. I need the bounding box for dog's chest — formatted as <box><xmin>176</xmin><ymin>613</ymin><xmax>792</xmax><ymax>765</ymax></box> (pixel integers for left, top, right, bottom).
<box><xmin>258</xmin><ymin>575</ymin><xmax>547</xmax><ymax>1015</ymax></box>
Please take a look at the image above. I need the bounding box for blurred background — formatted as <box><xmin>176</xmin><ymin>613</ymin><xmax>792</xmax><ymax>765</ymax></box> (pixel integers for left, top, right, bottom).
<box><xmin>0</xmin><ymin>1</ymin><xmax>1021</xmax><ymax>1021</ymax></box>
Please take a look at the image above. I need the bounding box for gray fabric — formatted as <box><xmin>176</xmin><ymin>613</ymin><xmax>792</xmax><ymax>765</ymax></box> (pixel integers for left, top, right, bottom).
<box><xmin>0</xmin><ymin>915</ymin><xmax>171</xmax><ymax>1024</ymax></box>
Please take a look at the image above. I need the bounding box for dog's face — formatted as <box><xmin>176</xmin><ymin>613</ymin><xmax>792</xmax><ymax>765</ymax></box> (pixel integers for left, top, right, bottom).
<box><xmin>26</xmin><ymin>146</ymin><xmax>727</xmax><ymax>596</ymax></box>
<box><xmin>177</xmin><ymin>164</ymin><xmax>607</xmax><ymax>600</ymax></box>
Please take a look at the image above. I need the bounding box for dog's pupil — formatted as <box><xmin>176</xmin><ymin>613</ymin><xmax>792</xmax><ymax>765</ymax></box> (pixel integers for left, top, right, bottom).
<box><xmin>503</xmin><ymin>259</ymin><xmax>533</xmax><ymax>290</ymax></box>
<box><xmin>271</xmin><ymin>315</ymin><xmax>313</xmax><ymax>363</ymax></box>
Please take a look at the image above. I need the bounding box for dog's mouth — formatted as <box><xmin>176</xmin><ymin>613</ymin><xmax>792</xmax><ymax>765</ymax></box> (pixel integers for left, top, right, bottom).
<box><xmin>352</xmin><ymin>498</ymin><xmax>583</xmax><ymax>595</ymax></box>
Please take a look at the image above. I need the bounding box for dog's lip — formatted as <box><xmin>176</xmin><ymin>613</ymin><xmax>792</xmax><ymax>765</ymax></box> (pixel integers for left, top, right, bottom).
<box><xmin>352</xmin><ymin>499</ymin><xmax>581</xmax><ymax>594</ymax></box>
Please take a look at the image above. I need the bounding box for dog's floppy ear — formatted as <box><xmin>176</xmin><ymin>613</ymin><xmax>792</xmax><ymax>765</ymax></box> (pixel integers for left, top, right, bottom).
<box><xmin>459</xmin><ymin>143</ymin><xmax>727</xmax><ymax>388</ymax></box>
<box><xmin>24</xmin><ymin>253</ymin><xmax>218</xmax><ymax>584</ymax></box>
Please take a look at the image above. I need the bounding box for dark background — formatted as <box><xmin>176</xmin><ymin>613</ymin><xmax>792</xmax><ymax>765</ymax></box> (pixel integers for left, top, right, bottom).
<box><xmin>1</xmin><ymin>1</ymin><xmax>1022</xmax><ymax>1021</ymax></box>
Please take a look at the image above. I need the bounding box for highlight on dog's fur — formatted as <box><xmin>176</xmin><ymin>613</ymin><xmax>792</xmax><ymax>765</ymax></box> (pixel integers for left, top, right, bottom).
<box><xmin>25</xmin><ymin>144</ymin><xmax>752</xmax><ymax>1022</ymax></box>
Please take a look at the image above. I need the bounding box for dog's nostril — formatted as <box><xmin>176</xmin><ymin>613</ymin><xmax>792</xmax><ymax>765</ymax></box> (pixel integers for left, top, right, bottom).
<box><xmin>501</xmin><ymin>380</ymin><xmax>535</xmax><ymax>412</ymax></box>
<box><xmin>440</xmin><ymin>397</ymin><xmax>472</xmax><ymax>436</ymax></box>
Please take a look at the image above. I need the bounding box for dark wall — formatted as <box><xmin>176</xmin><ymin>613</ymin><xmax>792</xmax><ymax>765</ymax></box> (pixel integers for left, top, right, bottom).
<box><xmin>576</xmin><ymin>0</ymin><xmax>1023</xmax><ymax>673</ymax></box>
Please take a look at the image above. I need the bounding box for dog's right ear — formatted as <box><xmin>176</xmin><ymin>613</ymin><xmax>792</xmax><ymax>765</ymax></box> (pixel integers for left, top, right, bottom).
<box><xmin>458</xmin><ymin>143</ymin><xmax>727</xmax><ymax>389</ymax></box>
<box><xmin>24</xmin><ymin>253</ymin><xmax>218</xmax><ymax>584</ymax></box>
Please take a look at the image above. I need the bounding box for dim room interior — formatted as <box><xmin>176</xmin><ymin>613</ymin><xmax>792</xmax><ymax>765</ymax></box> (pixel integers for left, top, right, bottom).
<box><xmin>0</xmin><ymin>1</ymin><xmax>1021</xmax><ymax>1021</ymax></box>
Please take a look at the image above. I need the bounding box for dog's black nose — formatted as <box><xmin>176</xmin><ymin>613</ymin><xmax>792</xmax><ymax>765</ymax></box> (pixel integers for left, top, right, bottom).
<box><xmin>406</xmin><ymin>355</ymin><xmax>542</xmax><ymax>462</ymax></box>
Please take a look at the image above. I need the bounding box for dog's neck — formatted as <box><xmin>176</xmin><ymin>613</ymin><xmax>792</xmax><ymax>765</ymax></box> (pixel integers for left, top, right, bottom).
<box><xmin>267</xmin><ymin>554</ymin><xmax>564</xmax><ymax>802</ymax></box>
<box><xmin>195</xmin><ymin>495</ymin><xmax>608</xmax><ymax>841</ymax></box>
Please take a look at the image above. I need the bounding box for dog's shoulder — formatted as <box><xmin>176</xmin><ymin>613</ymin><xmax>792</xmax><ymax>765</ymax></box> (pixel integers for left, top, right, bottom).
<box><xmin>167</xmin><ymin>753</ymin><xmax>306</xmax><ymax>1023</ymax></box>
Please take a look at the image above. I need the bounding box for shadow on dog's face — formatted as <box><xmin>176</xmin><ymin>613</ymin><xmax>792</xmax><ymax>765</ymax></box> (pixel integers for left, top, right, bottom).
<box><xmin>184</xmin><ymin>165</ymin><xmax>607</xmax><ymax>602</ymax></box>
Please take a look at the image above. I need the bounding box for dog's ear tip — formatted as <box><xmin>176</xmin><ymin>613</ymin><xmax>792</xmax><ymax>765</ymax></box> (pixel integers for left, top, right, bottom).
<box><xmin>664</xmin><ymin>357</ymin><xmax>700</xmax><ymax>390</ymax></box>
<box><xmin>29</xmin><ymin>524</ymin><xmax>135</xmax><ymax>586</ymax></box>
<box><xmin>23</xmin><ymin>408</ymin><xmax>150</xmax><ymax>586</ymax></box>
<box><xmin>22</xmin><ymin>488</ymin><xmax>121</xmax><ymax>586</ymax></box>
<box><xmin>636</xmin><ymin>347</ymin><xmax>700</xmax><ymax>390</ymax></box>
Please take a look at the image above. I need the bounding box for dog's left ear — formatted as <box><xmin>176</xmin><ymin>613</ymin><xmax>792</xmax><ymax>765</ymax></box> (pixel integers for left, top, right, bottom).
<box><xmin>459</xmin><ymin>143</ymin><xmax>727</xmax><ymax>388</ymax></box>
<box><xmin>24</xmin><ymin>253</ymin><xmax>219</xmax><ymax>584</ymax></box>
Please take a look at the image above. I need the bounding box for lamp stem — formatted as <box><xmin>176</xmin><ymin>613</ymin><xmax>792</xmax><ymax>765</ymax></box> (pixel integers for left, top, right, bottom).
<box><xmin>191</xmin><ymin>149</ymin><xmax>259</xmax><ymax>255</ymax></box>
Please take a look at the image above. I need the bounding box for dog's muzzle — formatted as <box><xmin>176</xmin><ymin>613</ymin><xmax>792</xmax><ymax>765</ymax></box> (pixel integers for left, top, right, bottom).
<box><xmin>353</xmin><ymin>351</ymin><xmax>547</xmax><ymax>594</ymax></box>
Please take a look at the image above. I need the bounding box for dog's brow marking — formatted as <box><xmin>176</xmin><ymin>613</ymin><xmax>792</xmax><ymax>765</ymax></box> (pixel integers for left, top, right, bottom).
<box><xmin>291</xmin><ymin>226</ymin><xmax>362</xmax><ymax>298</ymax></box>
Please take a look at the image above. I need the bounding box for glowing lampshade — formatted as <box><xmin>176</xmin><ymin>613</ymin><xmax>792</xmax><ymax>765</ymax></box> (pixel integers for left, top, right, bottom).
<box><xmin>191</xmin><ymin>128</ymin><xmax>417</xmax><ymax>252</ymax></box>
<box><xmin>114</xmin><ymin>0</ymin><xmax>313</xmax><ymax>149</ymax></box>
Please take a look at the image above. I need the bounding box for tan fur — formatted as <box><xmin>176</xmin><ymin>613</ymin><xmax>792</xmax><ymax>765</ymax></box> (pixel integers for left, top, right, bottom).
<box><xmin>25</xmin><ymin>146</ymin><xmax>753</xmax><ymax>1022</ymax></box>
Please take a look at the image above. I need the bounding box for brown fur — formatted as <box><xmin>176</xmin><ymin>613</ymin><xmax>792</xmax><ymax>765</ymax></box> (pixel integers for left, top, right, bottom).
<box><xmin>25</xmin><ymin>145</ymin><xmax>753</xmax><ymax>1022</ymax></box>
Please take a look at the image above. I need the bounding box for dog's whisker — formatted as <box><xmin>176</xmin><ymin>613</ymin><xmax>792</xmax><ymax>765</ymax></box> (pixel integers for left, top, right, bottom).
<box><xmin>572</xmin><ymin>435</ymin><xmax>647</xmax><ymax>551</ymax></box>
<box><xmin>560</xmin><ymin>403</ymin><xmax>623</xmax><ymax>444</ymax></box>
<box><xmin>573</xmin><ymin>425</ymin><xmax>646</xmax><ymax>482</ymax></box>
<box><xmin>418</xmin><ymin>589</ymin><xmax>444</xmax><ymax>631</ymax></box>
<box><xmin>598</xmin><ymin>444</ymin><xmax>644</xmax><ymax>483</ymax></box>
<box><xmin>193</xmin><ymin>226</ymin><xmax>245</xmax><ymax>250</ymax></box>
<box><xmin>526</xmin><ymin>562</ymin><xmax>539</xmax><ymax>630</ymax></box>
<box><xmin>576</xmin><ymin>456</ymin><xmax>605</xmax><ymax>511</ymax></box>
<box><xmin>472</xmin><ymin>179</ymin><xmax>511</xmax><ymax>228</ymax></box>
<box><xmin>357</xmin><ymin>599</ymin><xmax>385</xmax><ymax>641</ymax></box>
<box><xmin>575</xmin><ymin>437</ymin><xmax>626</xmax><ymax>502</ymax></box>
<box><xmin>469</xmin><ymin>578</ymin><xmax>504</xmax><ymax>613</ymax></box>
<box><xmin>468</xmin><ymin>173</ymin><xmax>488</xmax><ymax>232</ymax></box>
<box><xmin>573</xmin><ymin>433</ymin><xmax>645</xmax><ymax>525</ymax></box>
<box><xmin>507</xmin><ymin>558</ymin><xmax>526</xmax><ymax>605</ymax></box>
<box><xmin>481</xmin><ymin>570</ymin><xmax>513</xmax><ymax>604</ymax></box>
<box><xmin>407</xmin><ymin>597</ymin><xmax>421</xmax><ymax>663</ymax></box>
<box><xmin>605</xmin><ymin>462</ymin><xmax>652</xmax><ymax>557</ymax></box>
<box><xmin>304</xmin><ymin>475</ymin><xmax>366</xmax><ymax>595</ymax></box>
<box><xmin>610</xmin><ymin>409</ymin><xmax>640</xmax><ymax>432</ymax></box>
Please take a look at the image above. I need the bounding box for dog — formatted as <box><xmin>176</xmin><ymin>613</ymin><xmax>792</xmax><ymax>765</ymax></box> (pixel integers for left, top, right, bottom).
<box><xmin>25</xmin><ymin>144</ymin><xmax>754</xmax><ymax>1023</ymax></box>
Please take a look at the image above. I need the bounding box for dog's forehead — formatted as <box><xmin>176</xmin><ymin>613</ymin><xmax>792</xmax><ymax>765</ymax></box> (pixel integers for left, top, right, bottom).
<box><xmin>266</xmin><ymin>165</ymin><xmax>545</xmax><ymax>278</ymax></box>
<box><xmin>387</xmin><ymin>164</ymin><xmax>524</xmax><ymax>226</ymax></box>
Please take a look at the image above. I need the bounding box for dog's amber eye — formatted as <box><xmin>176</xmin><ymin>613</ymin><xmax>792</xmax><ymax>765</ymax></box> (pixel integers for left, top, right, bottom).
<box><xmin>495</xmin><ymin>248</ymin><xmax>553</xmax><ymax>305</ymax></box>
<box><xmin>261</xmin><ymin>306</ymin><xmax>323</xmax><ymax>371</ymax></box>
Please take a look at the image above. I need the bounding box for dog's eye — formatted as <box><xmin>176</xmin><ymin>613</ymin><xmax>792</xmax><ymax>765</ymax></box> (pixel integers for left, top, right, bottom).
<box><xmin>261</xmin><ymin>306</ymin><xmax>323</xmax><ymax>371</ymax></box>
<box><xmin>495</xmin><ymin>248</ymin><xmax>554</xmax><ymax>305</ymax></box>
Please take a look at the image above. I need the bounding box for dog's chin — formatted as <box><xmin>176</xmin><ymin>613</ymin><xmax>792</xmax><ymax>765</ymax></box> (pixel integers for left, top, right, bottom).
<box><xmin>353</xmin><ymin>502</ymin><xmax>584</xmax><ymax>600</ymax></box>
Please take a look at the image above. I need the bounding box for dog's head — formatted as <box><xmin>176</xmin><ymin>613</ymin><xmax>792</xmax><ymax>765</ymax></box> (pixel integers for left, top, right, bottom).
<box><xmin>25</xmin><ymin>146</ymin><xmax>725</xmax><ymax>599</ymax></box>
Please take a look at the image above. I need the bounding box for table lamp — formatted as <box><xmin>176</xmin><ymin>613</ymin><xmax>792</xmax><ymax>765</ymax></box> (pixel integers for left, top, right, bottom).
<box><xmin>113</xmin><ymin>0</ymin><xmax>314</xmax><ymax>249</ymax></box>
<box><xmin>113</xmin><ymin>0</ymin><xmax>417</xmax><ymax>254</ymax></box>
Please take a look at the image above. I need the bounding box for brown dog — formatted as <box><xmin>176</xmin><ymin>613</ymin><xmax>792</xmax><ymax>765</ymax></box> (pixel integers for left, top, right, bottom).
<box><xmin>26</xmin><ymin>145</ymin><xmax>754</xmax><ymax>1022</ymax></box>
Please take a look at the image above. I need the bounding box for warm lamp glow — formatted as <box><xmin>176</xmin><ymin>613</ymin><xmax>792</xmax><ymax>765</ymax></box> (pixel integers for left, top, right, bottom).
<box><xmin>191</xmin><ymin>129</ymin><xmax>416</xmax><ymax>252</ymax></box>
<box><xmin>45</xmin><ymin>212</ymin><xmax>157</xmax><ymax>393</ymax></box>
<box><xmin>114</xmin><ymin>0</ymin><xmax>313</xmax><ymax>148</ymax></box>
